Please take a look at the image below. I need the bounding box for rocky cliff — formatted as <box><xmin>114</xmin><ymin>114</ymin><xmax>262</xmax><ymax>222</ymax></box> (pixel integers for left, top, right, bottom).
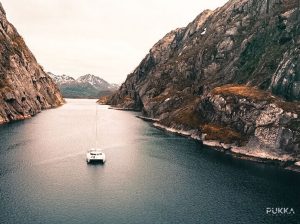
<box><xmin>109</xmin><ymin>0</ymin><xmax>300</xmax><ymax>163</ymax></box>
<box><xmin>0</xmin><ymin>3</ymin><xmax>64</xmax><ymax>124</ymax></box>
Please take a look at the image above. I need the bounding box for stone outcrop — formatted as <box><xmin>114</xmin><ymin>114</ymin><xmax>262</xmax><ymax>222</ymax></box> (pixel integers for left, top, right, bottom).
<box><xmin>0</xmin><ymin>3</ymin><xmax>64</xmax><ymax>124</ymax></box>
<box><xmin>196</xmin><ymin>86</ymin><xmax>300</xmax><ymax>160</ymax></box>
<box><xmin>109</xmin><ymin>0</ymin><xmax>300</xmax><ymax>162</ymax></box>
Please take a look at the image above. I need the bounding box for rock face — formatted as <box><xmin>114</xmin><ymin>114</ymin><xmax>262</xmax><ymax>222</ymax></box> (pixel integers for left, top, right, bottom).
<box><xmin>0</xmin><ymin>3</ymin><xmax>64</xmax><ymax>124</ymax></box>
<box><xmin>49</xmin><ymin>73</ymin><xmax>119</xmax><ymax>99</ymax></box>
<box><xmin>110</xmin><ymin>0</ymin><xmax>300</xmax><ymax>161</ymax></box>
<box><xmin>196</xmin><ymin>86</ymin><xmax>300</xmax><ymax>160</ymax></box>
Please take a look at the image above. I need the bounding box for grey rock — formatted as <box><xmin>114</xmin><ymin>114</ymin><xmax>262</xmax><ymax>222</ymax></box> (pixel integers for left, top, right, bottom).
<box><xmin>108</xmin><ymin>0</ymin><xmax>300</xmax><ymax>160</ymax></box>
<box><xmin>0</xmin><ymin>5</ymin><xmax>64</xmax><ymax>124</ymax></box>
<box><xmin>256</xmin><ymin>104</ymin><xmax>284</xmax><ymax>127</ymax></box>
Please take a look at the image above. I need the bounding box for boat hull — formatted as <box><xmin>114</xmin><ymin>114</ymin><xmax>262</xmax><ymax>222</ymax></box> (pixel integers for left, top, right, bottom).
<box><xmin>86</xmin><ymin>149</ymin><xmax>106</xmax><ymax>163</ymax></box>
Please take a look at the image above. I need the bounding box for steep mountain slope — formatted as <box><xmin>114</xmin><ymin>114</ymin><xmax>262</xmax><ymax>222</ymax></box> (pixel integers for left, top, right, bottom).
<box><xmin>0</xmin><ymin>3</ymin><xmax>64</xmax><ymax>124</ymax></box>
<box><xmin>49</xmin><ymin>73</ymin><xmax>119</xmax><ymax>99</ymax></box>
<box><xmin>110</xmin><ymin>0</ymin><xmax>300</xmax><ymax>162</ymax></box>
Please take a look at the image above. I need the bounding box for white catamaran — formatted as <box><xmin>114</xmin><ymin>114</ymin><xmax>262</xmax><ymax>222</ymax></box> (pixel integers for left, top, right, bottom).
<box><xmin>86</xmin><ymin>103</ymin><xmax>106</xmax><ymax>163</ymax></box>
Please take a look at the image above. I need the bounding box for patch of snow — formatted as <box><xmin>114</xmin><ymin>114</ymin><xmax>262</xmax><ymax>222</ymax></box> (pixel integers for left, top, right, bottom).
<box><xmin>164</xmin><ymin>98</ymin><xmax>170</xmax><ymax>102</ymax></box>
<box><xmin>201</xmin><ymin>28</ymin><xmax>207</xmax><ymax>35</ymax></box>
<box><xmin>48</xmin><ymin>72</ymin><xmax>75</xmax><ymax>84</ymax></box>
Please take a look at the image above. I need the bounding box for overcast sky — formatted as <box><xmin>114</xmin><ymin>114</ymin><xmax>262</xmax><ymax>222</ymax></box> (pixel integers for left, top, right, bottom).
<box><xmin>1</xmin><ymin>0</ymin><xmax>228</xmax><ymax>84</ymax></box>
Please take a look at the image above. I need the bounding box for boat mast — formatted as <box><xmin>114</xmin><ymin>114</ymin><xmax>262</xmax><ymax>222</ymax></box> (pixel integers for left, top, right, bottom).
<box><xmin>95</xmin><ymin>102</ymin><xmax>98</xmax><ymax>148</ymax></box>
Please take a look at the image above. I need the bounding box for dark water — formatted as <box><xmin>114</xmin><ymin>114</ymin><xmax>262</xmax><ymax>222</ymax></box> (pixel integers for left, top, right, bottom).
<box><xmin>0</xmin><ymin>99</ymin><xmax>299</xmax><ymax>224</ymax></box>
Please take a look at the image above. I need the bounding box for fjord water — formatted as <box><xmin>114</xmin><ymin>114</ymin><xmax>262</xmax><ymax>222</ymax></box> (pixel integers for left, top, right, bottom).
<box><xmin>0</xmin><ymin>99</ymin><xmax>299</xmax><ymax>224</ymax></box>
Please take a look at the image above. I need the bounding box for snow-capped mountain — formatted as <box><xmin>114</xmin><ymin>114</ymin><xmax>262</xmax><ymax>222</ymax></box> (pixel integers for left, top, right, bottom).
<box><xmin>77</xmin><ymin>74</ymin><xmax>111</xmax><ymax>89</ymax></box>
<box><xmin>108</xmin><ymin>83</ymin><xmax>120</xmax><ymax>90</ymax></box>
<box><xmin>48</xmin><ymin>73</ymin><xmax>119</xmax><ymax>99</ymax></box>
<box><xmin>48</xmin><ymin>72</ymin><xmax>75</xmax><ymax>84</ymax></box>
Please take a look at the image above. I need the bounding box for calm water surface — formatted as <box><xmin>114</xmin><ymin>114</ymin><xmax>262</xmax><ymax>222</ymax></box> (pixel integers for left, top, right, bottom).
<box><xmin>0</xmin><ymin>99</ymin><xmax>299</xmax><ymax>224</ymax></box>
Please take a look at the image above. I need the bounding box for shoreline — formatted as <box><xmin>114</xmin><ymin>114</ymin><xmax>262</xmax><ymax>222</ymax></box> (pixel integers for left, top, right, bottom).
<box><xmin>135</xmin><ymin>116</ymin><xmax>300</xmax><ymax>173</ymax></box>
<box><xmin>108</xmin><ymin>106</ymin><xmax>141</xmax><ymax>112</ymax></box>
<box><xmin>136</xmin><ymin>115</ymin><xmax>160</xmax><ymax>122</ymax></box>
<box><xmin>0</xmin><ymin>102</ymin><xmax>64</xmax><ymax>126</ymax></box>
<box><xmin>0</xmin><ymin>114</ymin><xmax>33</xmax><ymax>126</ymax></box>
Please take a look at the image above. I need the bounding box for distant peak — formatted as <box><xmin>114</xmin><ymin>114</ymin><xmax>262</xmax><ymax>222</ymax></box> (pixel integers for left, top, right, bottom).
<box><xmin>48</xmin><ymin>72</ymin><xmax>75</xmax><ymax>83</ymax></box>
<box><xmin>79</xmin><ymin>74</ymin><xmax>96</xmax><ymax>79</ymax></box>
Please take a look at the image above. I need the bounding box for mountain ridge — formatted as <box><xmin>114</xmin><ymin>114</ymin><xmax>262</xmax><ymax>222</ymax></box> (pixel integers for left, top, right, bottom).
<box><xmin>49</xmin><ymin>73</ymin><xmax>119</xmax><ymax>99</ymax></box>
<box><xmin>108</xmin><ymin>0</ymin><xmax>300</xmax><ymax>164</ymax></box>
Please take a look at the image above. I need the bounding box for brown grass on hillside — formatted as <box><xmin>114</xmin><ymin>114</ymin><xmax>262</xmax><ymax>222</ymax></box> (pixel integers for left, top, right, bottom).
<box><xmin>212</xmin><ymin>84</ymin><xmax>300</xmax><ymax>114</ymax></box>
<box><xmin>160</xmin><ymin>96</ymin><xmax>202</xmax><ymax>128</ymax></box>
<box><xmin>202</xmin><ymin>123</ymin><xmax>245</xmax><ymax>144</ymax></box>
<box><xmin>276</xmin><ymin>100</ymin><xmax>300</xmax><ymax>114</ymax></box>
<box><xmin>211</xmin><ymin>84</ymin><xmax>272</xmax><ymax>101</ymax></box>
<box><xmin>172</xmin><ymin>104</ymin><xmax>201</xmax><ymax>128</ymax></box>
